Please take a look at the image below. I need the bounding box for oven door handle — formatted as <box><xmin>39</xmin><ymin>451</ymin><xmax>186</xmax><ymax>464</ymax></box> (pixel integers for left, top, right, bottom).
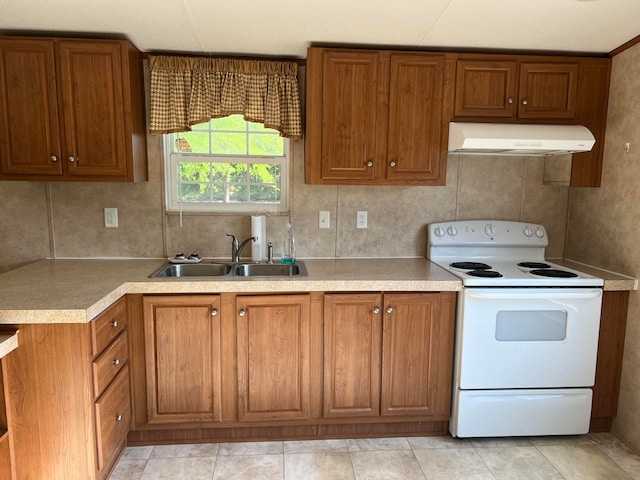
<box><xmin>467</xmin><ymin>289</ymin><xmax>602</xmax><ymax>300</ymax></box>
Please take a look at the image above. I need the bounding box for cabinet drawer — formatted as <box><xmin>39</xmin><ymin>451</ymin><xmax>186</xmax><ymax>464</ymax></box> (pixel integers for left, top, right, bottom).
<box><xmin>95</xmin><ymin>365</ymin><xmax>130</xmax><ymax>472</ymax></box>
<box><xmin>91</xmin><ymin>298</ymin><xmax>127</xmax><ymax>356</ymax></box>
<box><xmin>93</xmin><ymin>331</ymin><xmax>128</xmax><ymax>399</ymax></box>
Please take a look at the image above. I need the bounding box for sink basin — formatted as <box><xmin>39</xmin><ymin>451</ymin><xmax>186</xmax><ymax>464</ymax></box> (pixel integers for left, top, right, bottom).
<box><xmin>148</xmin><ymin>261</ymin><xmax>307</xmax><ymax>278</ymax></box>
<box><xmin>234</xmin><ymin>262</ymin><xmax>307</xmax><ymax>277</ymax></box>
<box><xmin>149</xmin><ymin>262</ymin><xmax>232</xmax><ymax>278</ymax></box>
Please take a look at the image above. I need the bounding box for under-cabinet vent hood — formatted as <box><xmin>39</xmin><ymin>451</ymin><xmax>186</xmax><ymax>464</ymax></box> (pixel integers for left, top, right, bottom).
<box><xmin>448</xmin><ymin>122</ymin><xmax>595</xmax><ymax>156</ymax></box>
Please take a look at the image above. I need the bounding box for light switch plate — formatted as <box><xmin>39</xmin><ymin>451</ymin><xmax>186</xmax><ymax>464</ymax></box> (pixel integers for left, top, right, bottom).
<box><xmin>104</xmin><ymin>208</ymin><xmax>118</xmax><ymax>228</ymax></box>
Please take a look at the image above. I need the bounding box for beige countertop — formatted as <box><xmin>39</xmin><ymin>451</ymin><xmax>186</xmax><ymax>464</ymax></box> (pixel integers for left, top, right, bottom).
<box><xmin>0</xmin><ymin>257</ymin><xmax>634</xmax><ymax>325</ymax></box>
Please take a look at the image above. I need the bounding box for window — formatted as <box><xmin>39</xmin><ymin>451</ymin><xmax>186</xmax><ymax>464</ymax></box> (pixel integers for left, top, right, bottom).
<box><xmin>164</xmin><ymin>115</ymin><xmax>289</xmax><ymax>213</ymax></box>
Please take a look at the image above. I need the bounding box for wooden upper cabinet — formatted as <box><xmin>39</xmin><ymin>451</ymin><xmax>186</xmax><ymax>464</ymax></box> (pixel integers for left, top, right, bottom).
<box><xmin>236</xmin><ymin>294</ymin><xmax>311</xmax><ymax>422</ymax></box>
<box><xmin>454</xmin><ymin>59</ymin><xmax>578</xmax><ymax>120</ymax></box>
<box><xmin>306</xmin><ymin>47</ymin><xmax>449</xmax><ymax>186</ymax></box>
<box><xmin>0</xmin><ymin>36</ymin><xmax>147</xmax><ymax>182</ymax></box>
<box><xmin>143</xmin><ymin>295</ymin><xmax>222</xmax><ymax>424</ymax></box>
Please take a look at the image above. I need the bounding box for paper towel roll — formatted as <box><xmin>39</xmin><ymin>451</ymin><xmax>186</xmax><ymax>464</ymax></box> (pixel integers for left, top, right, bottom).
<box><xmin>251</xmin><ymin>215</ymin><xmax>267</xmax><ymax>262</ymax></box>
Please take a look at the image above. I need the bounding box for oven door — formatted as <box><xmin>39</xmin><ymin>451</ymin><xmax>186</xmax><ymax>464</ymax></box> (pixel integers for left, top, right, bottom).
<box><xmin>456</xmin><ymin>288</ymin><xmax>602</xmax><ymax>389</ymax></box>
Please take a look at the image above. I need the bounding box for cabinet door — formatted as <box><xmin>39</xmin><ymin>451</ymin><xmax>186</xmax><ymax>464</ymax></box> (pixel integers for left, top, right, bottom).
<box><xmin>57</xmin><ymin>41</ymin><xmax>127</xmax><ymax>178</ymax></box>
<box><xmin>387</xmin><ymin>54</ymin><xmax>445</xmax><ymax>182</ymax></box>
<box><xmin>518</xmin><ymin>63</ymin><xmax>579</xmax><ymax>119</ymax></box>
<box><xmin>236</xmin><ymin>294</ymin><xmax>310</xmax><ymax>421</ymax></box>
<box><xmin>323</xmin><ymin>294</ymin><xmax>382</xmax><ymax>417</ymax></box>
<box><xmin>0</xmin><ymin>38</ymin><xmax>63</xmax><ymax>176</ymax></box>
<box><xmin>454</xmin><ymin>60</ymin><xmax>518</xmax><ymax>118</ymax></box>
<box><xmin>381</xmin><ymin>293</ymin><xmax>453</xmax><ymax>416</ymax></box>
<box><xmin>317</xmin><ymin>49</ymin><xmax>381</xmax><ymax>181</ymax></box>
<box><xmin>143</xmin><ymin>295</ymin><xmax>222</xmax><ymax>423</ymax></box>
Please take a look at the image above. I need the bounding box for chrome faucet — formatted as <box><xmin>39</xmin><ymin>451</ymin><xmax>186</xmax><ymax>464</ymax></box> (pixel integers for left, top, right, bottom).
<box><xmin>226</xmin><ymin>233</ymin><xmax>256</xmax><ymax>263</ymax></box>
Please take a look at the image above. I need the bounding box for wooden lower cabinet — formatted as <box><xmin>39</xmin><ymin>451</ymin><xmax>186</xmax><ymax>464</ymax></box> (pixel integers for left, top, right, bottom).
<box><xmin>324</xmin><ymin>292</ymin><xmax>456</xmax><ymax>419</ymax></box>
<box><xmin>3</xmin><ymin>297</ymin><xmax>130</xmax><ymax>480</ymax></box>
<box><xmin>143</xmin><ymin>295</ymin><xmax>222</xmax><ymax>424</ymax></box>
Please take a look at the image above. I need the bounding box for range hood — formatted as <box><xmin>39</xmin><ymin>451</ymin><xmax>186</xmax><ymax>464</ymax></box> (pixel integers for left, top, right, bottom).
<box><xmin>448</xmin><ymin>122</ymin><xmax>595</xmax><ymax>156</ymax></box>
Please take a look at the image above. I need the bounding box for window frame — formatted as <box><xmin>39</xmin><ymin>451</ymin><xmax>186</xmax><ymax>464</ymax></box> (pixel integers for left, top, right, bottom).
<box><xmin>163</xmin><ymin>121</ymin><xmax>290</xmax><ymax>215</ymax></box>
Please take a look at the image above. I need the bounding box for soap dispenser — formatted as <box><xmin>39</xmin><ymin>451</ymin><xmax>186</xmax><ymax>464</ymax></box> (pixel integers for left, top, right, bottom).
<box><xmin>281</xmin><ymin>222</ymin><xmax>296</xmax><ymax>264</ymax></box>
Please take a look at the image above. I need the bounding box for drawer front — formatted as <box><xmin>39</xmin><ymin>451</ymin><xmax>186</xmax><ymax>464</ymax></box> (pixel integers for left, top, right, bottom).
<box><xmin>91</xmin><ymin>297</ymin><xmax>127</xmax><ymax>356</ymax></box>
<box><xmin>95</xmin><ymin>365</ymin><xmax>130</xmax><ymax>473</ymax></box>
<box><xmin>93</xmin><ymin>331</ymin><xmax>128</xmax><ymax>399</ymax></box>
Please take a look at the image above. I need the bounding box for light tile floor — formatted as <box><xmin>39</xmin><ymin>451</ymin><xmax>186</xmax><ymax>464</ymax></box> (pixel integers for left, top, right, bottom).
<box><xmin>110</xmin><ymin>433</ymin><xmax>640</xmax><ymax>480</ymax></box>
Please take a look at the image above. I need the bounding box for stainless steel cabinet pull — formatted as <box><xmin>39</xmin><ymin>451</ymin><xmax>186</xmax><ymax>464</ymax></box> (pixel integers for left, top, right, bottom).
<box><xmin>115</xmin><ymin>414</ymin><xmax>123</xmax><ymax>421</ymax></box>
<box><xmin>366</xmin><ymin>161</ymin><xmax>373</xmax><ymax>167</ymax></box>
<box><xmin>390</xmin><ymin>161</ymin><xmax>396</xmax><ymax>167</ymax></box>
<box><xmin>111</xmin><ymin>320</ymin><xmax>118</xmax><ymax>327</ymax></box>
<box><xmin>507</xmin><ymin>98</ymin><xmax>514</xmax><ymax>104</ymax></box>
<box><xmin>239</xmin><ymin>309</ymin><xmax>246</xmax><ymax>317</ymax></box>
<box><xmin>211</xmin><ymin>308</ymin><xmax>218</xmax><ymax>316</ymax></box>
<box><xmin>386</xmin><ymin>307</ymin><xmax>393</xmax><ymax>314</ymax></box>
<box><xmin>68</xmin><ymin>156</ymin><xmax>76</xmax><ymax>163</ymax></box>
<box><xmin>113</xmin><ymin>358</ymin><xmax>120</xmax><ymax>366</ymax></box>
<box><xmin>522</xmin><ymin>99</ymin><xmax>528</xmax><ymax>105</ymax></box>
<box><xmin>50</xmin><ymin>155</ymin><xmax>58</xmax><ymax>163</ymax></box>
<box><xmin>373</xmin><ymin>307</ymin><xmax>380</xmax><ymax>314</ymax></box>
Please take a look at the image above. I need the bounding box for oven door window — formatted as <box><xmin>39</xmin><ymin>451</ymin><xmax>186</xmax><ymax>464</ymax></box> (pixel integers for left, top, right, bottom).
<box><xmin>496</xmin><ymin>310</ymin><xmax>567</xmax><ymax>342</ymax></box>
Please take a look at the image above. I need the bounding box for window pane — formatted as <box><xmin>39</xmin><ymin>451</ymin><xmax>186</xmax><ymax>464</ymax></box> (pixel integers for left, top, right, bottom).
<box><xmin>228</xmin><ymin>163</ymin><xmax>249</xmax><ymax>183</ymax></box>
<box><xmin>191</xmin><ymin>121</ymin><xmax>210</xmax><ymax>131</ymax></box>
<box><xmin>211</xmin><ymin>163</ymin><xmax>232</xmax><ymax>182</ymax></box>
<box><xmin>211</xmin><ymin>115</ymin><xmax>246</xmax><ymax>131</ymax></box>
<box><xmin>250</xmin><ymin>185</ymin><xmax>280</xmax><ymax>203</ymax></box>
<box><xmin>211</xmin><ymin>132</ymin><xmax>246</xmax><ymax>155</ymax></box>
<box><xmin>179</xmin><ymin>162</ymin><xmax>211</xmax><ymax>182</ymax></box>
<box><xmin>180</xmin><ymin>183</ymin><xmax>211</xmax><ymax>202</ymax></box>
<box><xmin>175</xmin><ymin>132</ymin><xmax>209</xmax><ymax>153</ymax></box>
<box><xmin>250</xmin><ymin>164</ymin><xmax>280</xmax><ymax>184</ymax></box>
<box><xmin>249</xmin><ymin>134</ymin><xmax>284</xmax><ymax>156</ymax></box>
<box><xmin>228</xmin><ymin>185</ymin><xmax>248</xmax><ymax>202</ymax></box>
<box><xmin>210</xmin><ymin>184</ymin><xmax>225</xmax><ymax>202</ymax></box>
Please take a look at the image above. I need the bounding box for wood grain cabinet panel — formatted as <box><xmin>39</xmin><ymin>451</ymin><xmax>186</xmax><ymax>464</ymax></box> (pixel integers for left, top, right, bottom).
<box><xmin>0</xmin><ymin>36</ymin><xmax>147</xmax><ymax>182</ymax></box>
<box><xmin>517</xmin><ymin>63</ymin><xmax>579</xmax><ymax>119</ymax></box>
<box><xmin>306</xmin><ymin>47</ymin><xmax>450</xmax><ymax>186</ymax></box>
<box><xmin>143</xmin><ymin>295</ymin><xmax>222</xmax><ymax>424</ymax></box>
<box><xmin>454</xmin><ymin>60</ymin><xmax>518</xmax><ymax>117</ymax></box>
<box><xmin>236</xmin><ymin>294</ymin><xmax>311</xmax><ymax>422</ymax></box>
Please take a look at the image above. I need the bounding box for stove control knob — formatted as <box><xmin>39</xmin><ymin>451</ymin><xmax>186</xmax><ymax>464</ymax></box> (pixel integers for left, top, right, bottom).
<box><xmin>484</xmin><ymin>224</ymin><xmax>496</xmax><ymax>237</ymax></box>
<box><xmin>523</xmin><ymin>226</ymin><xmax>533</xmax><ymax>237</ymax></box>
<box><xmin>535</xmin><ymin>228</ymin><xmax>545</xmax><ymax>238</ymax></box>
<box><xmin>446</xmin><ymin>226</ymin><xmax>458</xmax><ymax>237</ymax></box>
<box><xmin>434</xmin><ymin>227</ymin><xmax>445</xmax><ymax>237</ymax></box>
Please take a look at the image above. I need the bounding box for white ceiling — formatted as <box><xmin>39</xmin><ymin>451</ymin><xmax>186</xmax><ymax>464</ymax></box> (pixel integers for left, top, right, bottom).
<box><xmin>1</xmin><ymin>0</ymin><xmax>639</xmax><ymax>58</ymax></box>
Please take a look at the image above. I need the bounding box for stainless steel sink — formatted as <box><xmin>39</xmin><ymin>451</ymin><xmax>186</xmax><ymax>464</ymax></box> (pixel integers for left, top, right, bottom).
<box><xmin>233</xmin><ymin>262</ymin><xmax>307</xmax><ymax>277</ymax></box>
<box><xmin>148</xmin><ymin>261</ymin><xmax>307</xmax><ymax>278</ymax></box>
<box><xmin>149</xmin><ymin>262</ymin><xmax>233</xmax><ymax>278</ymax></box>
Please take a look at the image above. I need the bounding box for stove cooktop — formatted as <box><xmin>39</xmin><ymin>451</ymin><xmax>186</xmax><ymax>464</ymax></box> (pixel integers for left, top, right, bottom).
<box><xmin>427</xmin><ymin>220</ymin><xmax>604</xmax><ymax>287</ymax></box>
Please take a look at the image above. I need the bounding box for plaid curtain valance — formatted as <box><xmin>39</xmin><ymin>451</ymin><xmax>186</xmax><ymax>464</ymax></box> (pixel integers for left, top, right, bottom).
<box><xmin>149</xmin><ymin>55</ymin><xmax>302</xmax><ymax>139</ymax></box>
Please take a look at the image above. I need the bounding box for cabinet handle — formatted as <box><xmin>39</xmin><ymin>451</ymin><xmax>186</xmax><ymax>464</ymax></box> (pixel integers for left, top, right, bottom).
<box><xmin>111</xmin><ymin>320</ymin><xmax>118</xmax><ymax>327</ymax></box>
<box><xmin>386</xmin><ymin>307</ymin><xmax>393</xmax><ymax>314</ymax></box>
<box><xmin>373</xmin><ymin>307</ymin><xmax>380</xmax><ymax>314</ymax></box>
<box><xmin>366</xmin><ymin>161</ymin><xmax>373</xmax><ymax>167</ymax></box>
<box><xmin>507</xmin><ymin>98</ymin><xmax>514</xmax><ymax>105</ymax></box>
<box><xmin>115</xmin><ymin>414</ymin><xmax>123</xmax><ymax>421</ymax></box>
<box><xmin>68</xmin><ymin>156</ymin><xmax>76</xmax><ymax>163</ymax></box>
<box><xmin>113</xmin><ymin>358</ymin><xmax>120</xmax><ymax>366</ymax></box>
<box><xmin>390</xmin><ymin>161</ymin><xmax>396</xmax><ymax>168</ymax></box>
<box><xmin>211</xmin><ymin>308</ymin><xmax>218</xmax><ymax>316</ymax></box>
<box><xmin>239</xmin><ymin>309</ymin><xmax>246</xmax><ymax>317</ymax></box>
<box><xmin>50</xmin><ymin>155</ymin><xmax>58</xmax><ymax>163</ymax></box>
<box><xmin>522</xmin><ymin>99</ymin><xmax>528</xmax><ymax>105</ymax></box>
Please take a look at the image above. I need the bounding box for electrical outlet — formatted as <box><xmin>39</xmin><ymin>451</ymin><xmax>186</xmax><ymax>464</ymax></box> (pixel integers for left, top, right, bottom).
<box><xmin>319</xmin><ymin>211</ymin><xmax>330</xmax><ymax>229</ymax></box>
<box><xmin>356</xmin><ymin>211</ymin><xmax>368</xmax><ymax>229</ymax></box>
<box><xmin>104</xmin><ymin>207</ymin><xmax>118</xmax><ymax>228</ymax></box>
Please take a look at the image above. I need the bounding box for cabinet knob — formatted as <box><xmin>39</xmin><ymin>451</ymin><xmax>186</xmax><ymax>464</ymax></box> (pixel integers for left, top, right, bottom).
<box><xmin>115</xmin><ymin>414</ymin><xmax>123</xmax><ymax>421</ymax></box>
<box><xmin>386</xmin><ymin>307</ymin><xmax>393</xmax><ymax>314</ymax></box>
<box><xmin>522</xmin><ymin>99</ymin><xmax>528</xmax><ymax>105</ymax></box>
<box><xmin>68</xmin><ymin>156</ymin><xmax>76</xmax><ymax>163</ymax></box>
<box><xmin>211</xmin><ymin>308</ymin><xmax>218</xmax><ymax>316</ymax></box>
<box><xmin>50</xmin><ymin>155</ymin><xmax>58</xmax><ymax>163</ymax></box>
<box><xmin>366</xmin><ymin>161</ymin><xmax>373</xmax><ymax>167</ymax></box>
<box><xmin>373</xmin><ymin>307</ymin><xmax>380</xmax><ymax>314</ymax></box>
<box><xmin>113</xmin><ymin>358</ymin><xmax>120</xmax><ymax>366</ymax></box>
<box><xmin>239</xmin><ymin>309</ymin><xmax>246</xmax><ymax>317</ymax></box>
<box><xmin>507</xmin><ymin>98</ymin><xmax>514</xmax><ymax>104</ymax></box>
<box><xmin>111</xmin><ymin>320</ymin><xmax>118</xmax><ymax>327</ymax></box>
<box><xmin>390</xmin><ymin>161</ymin><xmax>396</xmax><ymax>167</ymax></box>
